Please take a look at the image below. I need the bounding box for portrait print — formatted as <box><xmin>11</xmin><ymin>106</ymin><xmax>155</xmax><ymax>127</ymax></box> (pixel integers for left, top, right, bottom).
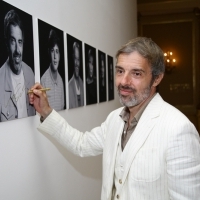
<box><xmin>107</xmin><ymin>55</ymin><xmax>114</xmax><ymax>100</ymax></box>
<box><xmin>38</xmin><ymin>19</ymin><xmax>66</xmax><ymax>111</ymax></box>
<box><xmin>0</xmin><ymin>1</ymin><xmax>35</xmax><ymax>122</ymax></box>
<box><xmin>98</xmin><ymin>50</ymin><xmax>107</xmax><ymax>103</ymax></box>
<box><xmin>84</xmin><ymin>43</ymin><xmax>97</xmax><ymax>105</ymax></box>
<box><xmin>67</xmin><ymin>34</ymin><xmax>84</xmax><ymax>109</ymax></box>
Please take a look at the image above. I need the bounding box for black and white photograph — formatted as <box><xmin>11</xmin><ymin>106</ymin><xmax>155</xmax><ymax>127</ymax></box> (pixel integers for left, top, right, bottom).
<box><xmin>0</xmin><ymin>1</ymin><xmax>35</xmax><ymax>122</ymax></box>
<box><xmin>107</xmin><ymin>55</ymin><xmax>114</xmax><ymax>100</ymax></box>
<box><xmin>85</xmin><ymin>43</ymin><xmax>97</xmax><ymax>105</ymax></box>
<box><xmin>67</xmin><ymin>34</ymin><xmax>84</xmax><ymax>109</ymax></box>
<box><xmin>98</xmin><ymin>50</ymin><xmax>107</xmax><ymax>103</ymax></box>
<box><xmin>38</xmin><ymin>19</ymin><xmax>66</xmax><ymax>111</ymax></box>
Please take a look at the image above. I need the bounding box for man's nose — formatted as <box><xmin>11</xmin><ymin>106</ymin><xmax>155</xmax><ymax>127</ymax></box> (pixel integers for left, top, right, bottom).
<box><xmin>75</xmin><ymin>59</ymin><xmax>80</xmax><ymax>67</ymax></box>
<box><xmin>120</xmin><ymin>73</ymin><xmax>131</xmax><ymax>85</ymax></box>
<box><xmin>15</xmin><ymin>42</ymin><xmax>20</xmax><ymax>54</ymax></box>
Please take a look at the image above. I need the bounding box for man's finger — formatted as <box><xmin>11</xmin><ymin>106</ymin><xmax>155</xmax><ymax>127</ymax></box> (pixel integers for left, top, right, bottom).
<box><xmin>30</xmin><ymin>82</ymin><xmax>43</xmax><ymax>91</ymax></box>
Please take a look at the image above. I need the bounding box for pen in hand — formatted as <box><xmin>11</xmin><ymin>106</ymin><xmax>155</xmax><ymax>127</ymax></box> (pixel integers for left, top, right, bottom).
<box><xmin>27</xmin><ymin>88</ymin><xmax>51</xmax><ymax>94</ymax></box>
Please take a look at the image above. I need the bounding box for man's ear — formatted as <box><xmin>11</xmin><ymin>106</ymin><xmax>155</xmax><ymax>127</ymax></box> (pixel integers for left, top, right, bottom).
<box><xmin>152</xmin><ymin>73</ymin><xmax>164</xmax><ymax>87</ymax></box>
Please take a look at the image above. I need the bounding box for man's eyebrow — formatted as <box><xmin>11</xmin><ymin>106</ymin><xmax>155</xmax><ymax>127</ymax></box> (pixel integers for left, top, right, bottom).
<box><xmin>132</xmin><ymin>68</ymin><xmax>145</xmax><ymax>73</ymax></box>
<box><xmin>10</xmin><ymin>36</ymin><xmax>15</xmax><ymax>39</ymax></box>
<box><xmin>115</xmin><ymin>65</ymin><xmax>123</xmax><ymax>69</ymax></box>
<box><xmin>115</xmin><ymin>66</ymin><xmax>145</xmax><ymax>73</ymax></box>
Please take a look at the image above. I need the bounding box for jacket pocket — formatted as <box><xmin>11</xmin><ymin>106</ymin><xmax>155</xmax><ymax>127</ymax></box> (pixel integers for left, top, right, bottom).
<box><xmin>130</xmin><ymin>148</ymin><xmax>160</xmax><ymax>182</ymax></box>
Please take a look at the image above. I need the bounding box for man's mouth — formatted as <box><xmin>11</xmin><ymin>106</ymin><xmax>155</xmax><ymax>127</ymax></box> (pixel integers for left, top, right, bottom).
<box><xmin>120</xmin><ymin>89</ymin><xmax>133</xmax><ymax>96</ymax></box>
<box><xmin>118</xmin><ymin>85</ymin><xmax>135</xmax><ymax>96</ymax></box>
<box><xmin>14</xmin><ymin>55</ymin><xmax>21</xmax><ymax>64</ymax></box>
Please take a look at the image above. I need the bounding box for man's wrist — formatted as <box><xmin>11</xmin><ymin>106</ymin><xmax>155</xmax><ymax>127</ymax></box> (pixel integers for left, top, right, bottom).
<box><xmin>40</xmin><ymin>108</ymin><xmax>53</xmax><ymax>123</ymax></box>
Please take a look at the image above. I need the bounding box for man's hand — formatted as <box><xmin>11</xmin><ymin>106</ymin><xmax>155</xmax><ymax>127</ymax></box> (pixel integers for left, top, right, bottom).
<box><xmin>29</xmin><ymin>82</ymin><xmax>52</xmax><ymax>119</ymax></box>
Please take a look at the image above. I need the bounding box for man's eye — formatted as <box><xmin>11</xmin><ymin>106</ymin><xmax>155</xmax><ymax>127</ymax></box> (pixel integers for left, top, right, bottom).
<box><xmin>133</xmin><ymin>71</ymin><xmax>142</xmax><ymax>77</ymax></box>
<box><xmin>10</xmin><ymin>38</ymin><xmax>15</xmax><ymax>44</ymax></box>
<box><xmin>116</xmin><ymin>69</ymin><xmax>123</xmax><ymax>74</ymax></box>
<box><xmin>18</xmin><ymin>40</ymin><xmax>23</xmax><ymax>46</ymax></box>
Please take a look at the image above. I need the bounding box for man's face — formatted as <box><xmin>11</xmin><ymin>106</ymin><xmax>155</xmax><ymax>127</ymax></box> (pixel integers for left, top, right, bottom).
<box><xmin>7</xmin><ymin>25</ymin><xmax>23</xmax><ymax>75</ymax></box>
<box><xmin>88</xmin><ymin>56</ymin><xmax>94</xmax><ymax>78</ymax></box>
<box><xmin>110</xmin><ymin>63</ymin><xmax>113</xmax><ymax>80</ymax></box>
<box><xmin>50</xmin><ymin>44</ymin><xmax>60</xmax><ymax>72</ymax></box>
<box><xmin>89</xmin><ymin>63</ymin><xmax>93</xmax><ymax>78</ymax></box>
<box><xmin>101</xmin><ymin>59</ymin><xmax>104</xmax><ymax>78</ymax></box>
<box><xmin>115</xmin><ymin>51</ymin><xmax>154</xmax><ymax>108</ymax></box>
<box><xmin>73</xmin><ymin>46</ymin><xmax>80</xmax><ymax>78</ymax></box>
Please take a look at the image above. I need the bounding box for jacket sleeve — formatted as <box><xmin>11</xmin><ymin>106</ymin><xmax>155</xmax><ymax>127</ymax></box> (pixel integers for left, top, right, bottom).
<box><xmin>37</xmin><ymin>109</ymin><xmax>107</xmax><ymax>157</ymax></box>
<box><xmin>166</xmin><ymin>121</ymin><xmax>200</xmax><ymax>200</ymax></box>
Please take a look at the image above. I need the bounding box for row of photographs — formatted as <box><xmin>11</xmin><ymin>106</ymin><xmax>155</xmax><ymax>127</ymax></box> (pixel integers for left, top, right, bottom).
<box><xmin>0</xmin><ymin>1</ymin><xmax>115</xmax><ymax>123</ymax></box>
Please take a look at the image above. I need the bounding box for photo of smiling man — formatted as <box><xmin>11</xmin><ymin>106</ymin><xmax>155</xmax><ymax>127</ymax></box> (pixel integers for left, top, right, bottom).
<box><xmin>0</xmin><ymin>2</ymin><xmax>35</xmax><ymax>122</ymax></box>
<box><xmin>38</xmin><ymin>20</ymin><xmax>66</xmax><ymax>111</ymax></box>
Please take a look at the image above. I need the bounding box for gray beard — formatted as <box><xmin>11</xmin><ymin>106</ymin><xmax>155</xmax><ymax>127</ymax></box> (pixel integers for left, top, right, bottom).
<box><xmin>118</xmin><ymin>86</ymin><xmax>151</xmax><ymax>107</ymax></box>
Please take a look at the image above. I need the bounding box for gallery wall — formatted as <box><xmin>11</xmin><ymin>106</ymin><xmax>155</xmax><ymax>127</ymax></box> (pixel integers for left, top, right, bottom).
<box><xmin>0</xmin><ymin>0</ymin><xmax>137</xmax><ymax>199</ymax></box>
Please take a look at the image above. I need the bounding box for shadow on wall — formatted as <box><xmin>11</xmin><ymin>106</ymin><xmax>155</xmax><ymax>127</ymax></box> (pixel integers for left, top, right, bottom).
<box><xmin>42</xmin><ymin>131</ymin><xmax>102</xmax><ymax>180</ymax></box>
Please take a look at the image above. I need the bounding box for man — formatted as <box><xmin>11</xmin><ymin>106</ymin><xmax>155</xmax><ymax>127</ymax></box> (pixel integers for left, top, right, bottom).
<box><xmin>29</xmin><ymin>37</ymin><xmax>200</xmax><ymax>199</ymax></box>
<box><xmin>0</xmin><ymin>9</ymin><xmax>35</xmax><ymax>122</ymax></box>
<box><xmin>86</xmin><ymin>49</ymin><xmax>97</xmax><ymax>105</ymax></box>
<box><xmin>99</xmin><ymin>53</ymin><xmax>106</xmax><ymax>102</ymax></box>
<box><xmin>40</xmin><ymin>29</ymin><xmax>65</xmax><ymax>111</ymax></box>
<box><xmin>68</xmin><ymin>42</ymin><xmax>84</xmax><ymax>108</ymax></box>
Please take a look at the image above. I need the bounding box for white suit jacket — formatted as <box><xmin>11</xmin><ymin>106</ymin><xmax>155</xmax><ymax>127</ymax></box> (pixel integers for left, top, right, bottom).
<box><xmin>38</xmin><ymin>93</ymin><xmax>200</xmax><ymax>200</ymax></box>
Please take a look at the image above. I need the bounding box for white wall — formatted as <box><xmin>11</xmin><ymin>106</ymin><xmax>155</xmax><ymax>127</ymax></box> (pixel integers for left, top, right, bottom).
<box><xmin>0</xmin><ymin>0</ymin><xmax>137</xmax><ymax>199</ymax></box>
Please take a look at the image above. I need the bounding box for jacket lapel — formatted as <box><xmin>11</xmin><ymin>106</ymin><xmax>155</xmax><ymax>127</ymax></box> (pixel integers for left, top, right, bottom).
<box><xmin>121</xmin><ymin>94</ymin><xmax>163</xmax><ymax>182</ymax></box>
<box><xmin>4</xmin><ymin>64</ymin><xmax>17</xmax><ymax>108</ymax></box>
<box><xmin>103</xmin><ymin>109</ymin><xmax>125</xmax><ymax>199</ymax></box>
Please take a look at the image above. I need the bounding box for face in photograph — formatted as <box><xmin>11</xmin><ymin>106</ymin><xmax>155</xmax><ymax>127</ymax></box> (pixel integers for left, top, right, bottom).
<box><xmin>88</xmin><ymin>55</ymin><xmax>94</xmax><ymax>79</ymax></box>
<box><xmin>73</xmin><ymin>44</ymin><xmax>80</xmax><ymax>78</ymax></box>
<box><xmin>49</xmin><ymin>44</ymin><xmax>60</xmax><ymax>72</ymax></box>
<box><xmin>109</xmin><ymin>62</ymin><xmax>113</xmax><ymax>81</ymax></box>
<box><xmin>89</xmin><ymin>63</ymin><xmax>94</xmax><ymax>79</ymax></box>
<box><xmin>7</xmin><ymin>24</ymin><xmax>23</xmax><ymax>75</ymax></box>
<box><xmin>101</xmin><ymin>58</ymin><xmax>105</xmax><ymax>79</ymax></box>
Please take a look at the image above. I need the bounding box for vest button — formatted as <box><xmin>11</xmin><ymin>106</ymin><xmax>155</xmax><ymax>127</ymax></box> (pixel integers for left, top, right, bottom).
<box><xmin>119</xmin><ymin>179</ymin><xmax>122</xmax><ymax>184</ymax></box>
<box><xmin>116</xmin><ymin>194</ymin><xmax>120</xmax><ymax>199</ymax></box>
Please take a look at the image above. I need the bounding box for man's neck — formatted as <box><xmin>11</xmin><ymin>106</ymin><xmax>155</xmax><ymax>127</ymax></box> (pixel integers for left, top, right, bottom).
<box><xmin>9</xmin><ymin>61</ymin><xmax>21</xmax><ymax>75</ymax></box>
<box><xmin>50</xmin><ymin>68</ymin><xmax>58</xmax><ymax>81</ymax></box>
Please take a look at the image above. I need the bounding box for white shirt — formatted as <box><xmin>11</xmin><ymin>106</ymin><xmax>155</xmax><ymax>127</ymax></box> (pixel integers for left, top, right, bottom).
<box><xmin>10</xmin><ymin>68</ymin><xmax>27</xmax><ymax>118</ymax></box>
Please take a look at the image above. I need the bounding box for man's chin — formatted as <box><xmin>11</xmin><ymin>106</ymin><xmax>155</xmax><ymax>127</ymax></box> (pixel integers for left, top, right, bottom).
<box><xmin>119</xmin><ymin>96</ymin><xmax>138</xmax><ymax>107</ymax></box>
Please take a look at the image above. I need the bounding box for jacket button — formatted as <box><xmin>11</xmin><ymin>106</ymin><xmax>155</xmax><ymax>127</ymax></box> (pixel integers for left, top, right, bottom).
<box><xmin>116</xmin><ymin>194</ymin><xmax>120</xmax><ymax>199</ymax></box>
<box><xmin>119</xmin><ymin>179</ymin><xmax>122</xmax><ymax>184</ymax></box>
